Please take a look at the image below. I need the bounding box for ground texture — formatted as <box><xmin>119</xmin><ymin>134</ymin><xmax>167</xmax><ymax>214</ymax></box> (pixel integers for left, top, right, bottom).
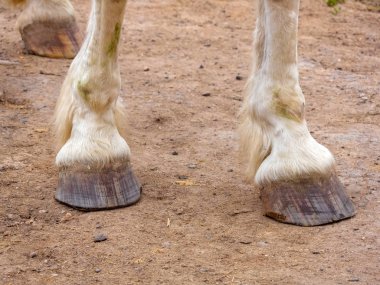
<box><xmin>0</xmin><ymin>0</ymin><xmax>379</xmax><ymax>284</ymax></box>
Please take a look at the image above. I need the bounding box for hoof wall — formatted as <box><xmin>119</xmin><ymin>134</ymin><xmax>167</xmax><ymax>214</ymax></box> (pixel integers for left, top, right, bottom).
<box><xmin>20</xmin><ymin>18</ymin><xmax>80</xmax><ymax>59</ymax></box>
<box><xmin>260</xmin><ymin>173</ymin><xmax>355</xmax><ymax>226</ymax></box>
<box><xmin>56</xmin><ymin>163</ymin><xmax>141</xmax><ymax>211</ymax></box>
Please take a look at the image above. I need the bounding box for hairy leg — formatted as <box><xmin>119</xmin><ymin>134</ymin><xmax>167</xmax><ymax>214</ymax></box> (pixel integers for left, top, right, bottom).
<box><xmin>240</xmin><ymin>0</ymin><xmax>355</xmax><ymax>226</ymax></box>
<box><xmin>54</xmin><ymin>0</ymin><xmax>140</xmax><ymax>210</ymax></box>
<box><xmin>13</xmin><ymin>0</ymin><xmax>80</xmax><ymax>58</ymax></box>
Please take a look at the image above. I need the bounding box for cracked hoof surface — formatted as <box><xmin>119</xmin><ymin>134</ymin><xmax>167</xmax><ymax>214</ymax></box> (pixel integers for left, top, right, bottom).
<box><xmin>20</xmin><ymin>18</ymin><xmax>80</xmax><ymax>59</ymax></box>
<box><xmin>56</xmin><ymin>162</ymin><xmax>141</xmax><ymax>211</ymax></box>
<box><xmin>260</xmin><ymin>172</ymin><xmax>355</xmax><ymax>226</ymax></box>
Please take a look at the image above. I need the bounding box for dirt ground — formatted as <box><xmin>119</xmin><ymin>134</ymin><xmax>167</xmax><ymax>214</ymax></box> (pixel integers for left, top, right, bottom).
<box><xmin>0</xmin><ymin>0</ymin><xmax>379</xmax><ymax>284</ymax></box>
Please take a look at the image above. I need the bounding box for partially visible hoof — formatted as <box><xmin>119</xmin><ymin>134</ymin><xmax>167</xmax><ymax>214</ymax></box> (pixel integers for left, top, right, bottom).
<box><xmin>260</xmin><ymin>173</ymin><xmax>355</xmax><ymax>226</ymax></box>
<box><xmin>19</xmin><ymin>18</ymin><xmax>80</xmax><ymax>59</ymax></box>
<box><xmin>56</xmin><ymin>162</ymin><xmax>141</xmax><ymax>211</ymax></box>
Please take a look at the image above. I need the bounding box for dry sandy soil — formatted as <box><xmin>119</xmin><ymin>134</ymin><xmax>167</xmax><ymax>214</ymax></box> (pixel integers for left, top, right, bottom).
<box><xmin>0</xmin><ymin>0</ymin><xmax>379</xmax><ymax>284</ymax></box>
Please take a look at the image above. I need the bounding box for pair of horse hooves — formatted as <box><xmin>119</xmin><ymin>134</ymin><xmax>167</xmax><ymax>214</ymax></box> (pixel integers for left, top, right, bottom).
<box><xmin>56</xmin><ymin>165</ymin><xmax>355</xmax><ymax>226</ymax></box>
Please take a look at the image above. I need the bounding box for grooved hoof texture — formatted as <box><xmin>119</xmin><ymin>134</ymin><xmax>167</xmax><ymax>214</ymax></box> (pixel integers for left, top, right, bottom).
<box><xmin>260</xmin><ymin>173</ymin><xmax>356</xmax><ymax>226</ymax></box>
<box><xmin>20</xmin><ymin>18</ymin><xmax>80</xmax><ymax>59</ymax></box>
<box><xmin>56</xmin><ymin>163</ymin><xmax>141</xmax><ymax>211</ymax></box>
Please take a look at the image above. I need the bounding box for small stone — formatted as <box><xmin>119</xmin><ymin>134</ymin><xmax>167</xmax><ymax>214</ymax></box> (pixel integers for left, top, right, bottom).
<box><xmin>178</xmin><ymin>175</ymin><xmax>188</xmax><ymax>180</ymax></box>
<box><xmin>187</xmin><ymin>163</ymin><xmax>197</xmax><ymax>169</ymax></box>
<box><xmin>199</xmin><ymin>64</ymin><xmax>204</xmax><ymax>69</ymax></box>
<box><xmin>143</xmin><ymin>67</ymin><xmax>150</xmax><ymax>71</ymax></box>
<box><xmin>174</xmin><ymin>208</ymin><xmax>184</xmax><ymax>215</ymax></box>
<box><xmin>162</xmin><ymin>241</ymin><xmax>171</xmax><ymax>248</ymax></box>
<box><xmin>257</xmin><ymin>241</ymin><xmax>268</xmax><ymax>247</ymax></box>
<box><xmin>38</xmin><ymin>210</ymin><xmax>48</xmax><ymax>214</ymax></box>
<box><xmin>60</xmin><ymin>212</ymin><xmax>73</xmax><ymax>222</ymax></box>
<box><xmin>227</xmin><ymin>169</ymin><xmax>233</xmax><ymax>172</ymax></box>
<box><xmin>6</xmin><ymin>214</ymin><xmax>16</xmax><ymax>220</ymax></box>
<box><xmin>201</xmin><ymin>92</ymin><xmax>211</xmax><ymax>97</ymax></box>
<box><xmin>171</xmin><ymin>151</ymin><xmax>178</xmax><ymax>155</ymax></box>
<box><xmin>348</xmin><ymin>278</ymin><xmax>360</xmax><ymax>282</ymax></box>
<box><xmin>30</xmin><ymin>252</ymin><xmax>38</xmax><ymax>258</ymax></box>
<box><xmin>94</xmin><ymin>234</ymin><xmax>108</xmax><ymax>242</ymax></box>
<box><xmin>95</xmin><ymin>268</ymin><xmax>101</xmax><ymax>273</ymax></box>
<box><xmin>235</xmin><ymin>75</ymin><xmax>243</xmax><ymax>80</ymax></box>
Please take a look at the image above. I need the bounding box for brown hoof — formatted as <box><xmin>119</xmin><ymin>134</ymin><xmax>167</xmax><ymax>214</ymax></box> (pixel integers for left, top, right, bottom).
<box><xmin>56</xmin><ymin>162</ymin><xmax>141</xmax><ymax>211</ymax></box>
<box><xmin>20</xmin><ymin>18</ymin><xmax>80</xmax><ymax>59</ymax></box>
<box><xmin>260</xmin><ymin>172</ymin><xmax>355</xmax><ymax>226</ymax></box>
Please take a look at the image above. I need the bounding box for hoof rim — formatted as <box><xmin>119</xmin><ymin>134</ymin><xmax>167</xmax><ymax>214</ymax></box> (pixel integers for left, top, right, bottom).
<box><xmin>260</xmin><ymin>172</ymin><xmax>356</xmax><ymax>226</ymax></box>
<box><xmin>56</xmin><ymin>162</ymin><xmax>141</xmax><ymax>211</ymax></box>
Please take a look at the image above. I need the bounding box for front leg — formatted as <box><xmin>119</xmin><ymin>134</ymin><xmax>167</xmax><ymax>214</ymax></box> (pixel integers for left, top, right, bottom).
<box><xmin>240</xmin><ymin>0</ymin><xmax>355</xmax><ymax>226</ymax></box>
<box><xmin>54</xmin><ymin>0</ymin><xmax>141</xmax><ymax>210</ymax></box>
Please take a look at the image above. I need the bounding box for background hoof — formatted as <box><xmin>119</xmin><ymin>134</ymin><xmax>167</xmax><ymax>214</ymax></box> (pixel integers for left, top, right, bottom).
<box><xmin>20</xmin><ymin>18</ymin><xmax>80</xmax><ymax>59</ymax></box>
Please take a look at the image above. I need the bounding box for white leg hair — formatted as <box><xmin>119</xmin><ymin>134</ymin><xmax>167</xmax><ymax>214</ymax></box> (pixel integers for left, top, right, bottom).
<box><xmin>54</xmin><ymin>0</ymin><xmax>130</xmax><ymax>167</ymax></box>
<box><xmin>240</xmin><ymin>0</ymin><xmax>335</xmax><ymax>186</ymax></box>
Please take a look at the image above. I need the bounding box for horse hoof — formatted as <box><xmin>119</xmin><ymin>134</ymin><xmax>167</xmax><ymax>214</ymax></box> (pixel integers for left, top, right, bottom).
<box><xmin>19</xmin><ymin>17</ymin><xmax>81</xmax><ymax>59</ymax></box>
<box><xmin>55</xmin><ymin>162</ymin><xmax>141</xmax><ymax>211</ymax></box>
<box><xmin>260</xmin><ymin>172</ymin><xmax>355</xmax><ymax>226</ymax></box>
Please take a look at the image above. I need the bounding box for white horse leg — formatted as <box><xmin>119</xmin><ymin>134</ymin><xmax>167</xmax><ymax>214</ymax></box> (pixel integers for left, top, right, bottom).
<box><xmin>12</xmin><ymin>0</ymin><xmax>80</xmax><ymax>58</ymax></box>
<box><xmin>54</xmin><ymin>0</ymin><xmax>140</xmax><ymax>210</ymax></box>
<box><xmin>240</xmin><ymin>0</ymin><xmax>355</xmax><ymax>226</ymax></box>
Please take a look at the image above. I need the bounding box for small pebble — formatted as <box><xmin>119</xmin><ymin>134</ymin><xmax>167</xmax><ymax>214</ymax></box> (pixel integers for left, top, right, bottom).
<box><xmin>94</xmin><ymin>234</ymin><xmax>108</xmax><ymax>242</ymax></box>
<box><xmin>61</xmin><ymin>212</ymin><xmax>73</xmax><ymax>222</ymax></box>
<box><xmin>178</xmin><ymin>175</ymin><xmax>188</xmax><ymax>180</ymax></box>
<box><xmin>95</xmin><ymin>268</ymin><xmax>101</xmax><ymax>273</ymax></box>
<box><xmin>30</xmin><ymin>252</ymin><xmax>38</xmax><ymax>258</ymax></box>
<box><xmin>187</xmin><ymin>163</ymin><xmax>197</xmax><ymax>169</ymax></box>
<box><xmin>235</xmin><ymin>75</ymin><xmax>243</xmax><ymax>80</ymax></box>
<box><xmin>257</xmin><ymin>241</ymin><xmax>268</xmax><ymax>247</ymax></box>
<box><xmin>171</xmin><ymin>151</ymin><xmax>178</xmax><ymax>155</ymax></box>
<box><xmin>202</xmin><ymin>92</ymin><xmax>211</xmax><ymax>97</ymax></box>
<box><xmin>143</xmin><ymin>67</ymin><xmax>150</xmax><ymax>71</ymax></box>
<box><xmin>6</xmin><ymin>214</ymin><xmax>15</xmax><ymax>220</ymax></box>
<box><xmin>175</xmin><ymin>208</ymin><xmax>184</xmax><ymax>215</ymax></box>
